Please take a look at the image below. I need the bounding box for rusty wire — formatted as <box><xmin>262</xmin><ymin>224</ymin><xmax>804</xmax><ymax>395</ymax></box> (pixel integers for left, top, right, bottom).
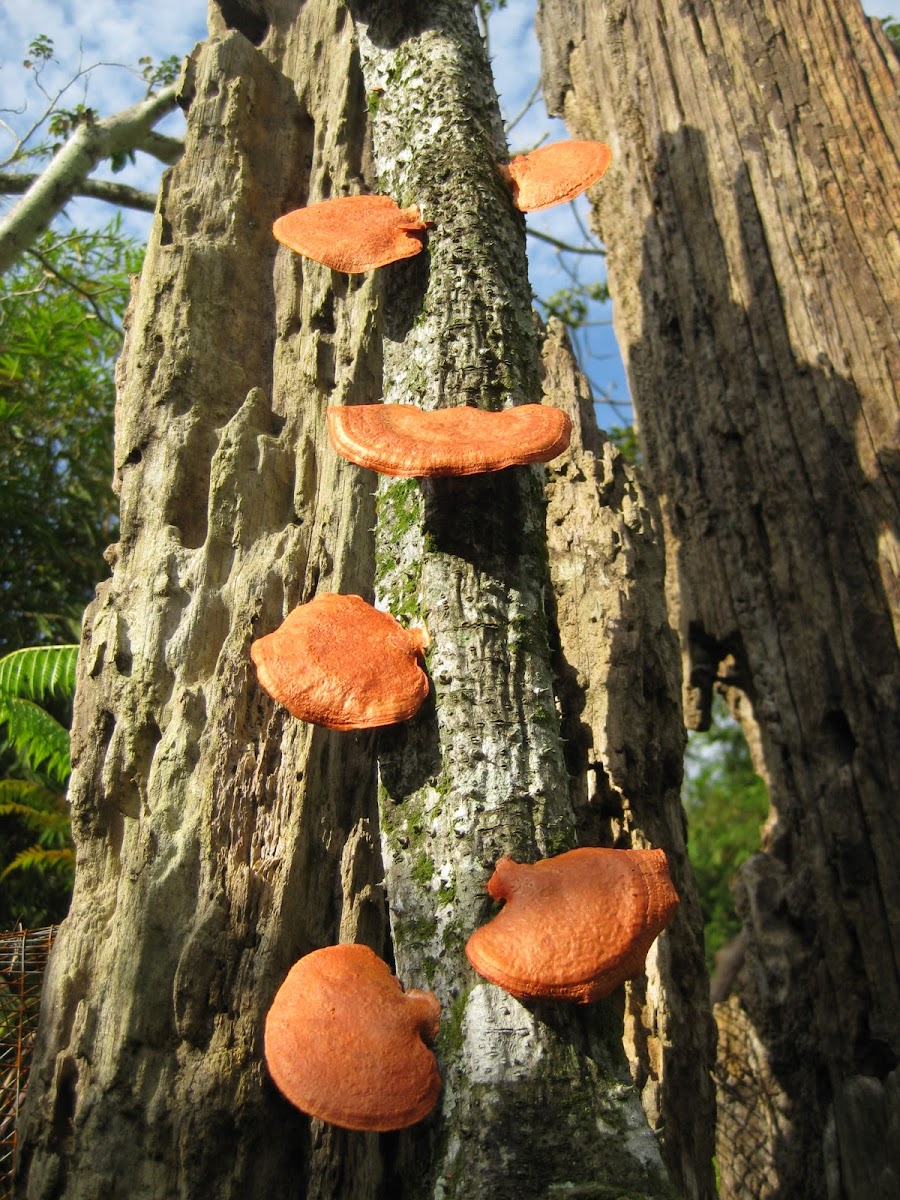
<box><xmin>0</xmin><ymin>926</ymin><xmax>58</xmax><ymax>1200</ymax></box>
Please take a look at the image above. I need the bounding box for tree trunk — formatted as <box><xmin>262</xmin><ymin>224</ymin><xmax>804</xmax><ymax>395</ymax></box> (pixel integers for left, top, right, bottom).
<box><xmin>16</xmin><ymin>8</ymin><xmax>387</xmax><ymax>1195</ymax></box>
<box><xmin>536</xmin><ymin>2</ymin><xmax>900</xmax><ymax>1198</ymax></box>
<box><xmin>541</xmin><ymin>318</ymin><xmax>716</xmax><ymax>1200</ymax></box>
<box><xmin>18</xmin><ymin>2</ymin><xmax>707</xmax><ymax>1196</ymax></box>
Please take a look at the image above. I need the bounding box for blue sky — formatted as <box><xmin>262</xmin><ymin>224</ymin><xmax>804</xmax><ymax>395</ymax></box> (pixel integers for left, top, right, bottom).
<box><xmin>2</xmin><ymin>0</ymin><xmax>895</xmax><ymax>428</ymax></box>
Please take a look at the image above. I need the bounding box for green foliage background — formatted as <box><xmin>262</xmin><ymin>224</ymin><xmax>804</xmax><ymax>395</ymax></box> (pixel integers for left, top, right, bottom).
<box><xmin>0</xmin><ymin>220</ymin><xmax>141</xmax><ymax>653</ymax></box>
<box><xmin>0</xmin><ymin>643</ymin><xmax>76</xmax><ymax>930</ymax></box>
<box><xmin>0</xmin><ymin>222</ymin><xmax>140</xmax><ymax>927</ymax></box>
<box><xmin>683</xmin><ymin>696</ymin><xmax>769</xmax><ymax>973</ymax></box>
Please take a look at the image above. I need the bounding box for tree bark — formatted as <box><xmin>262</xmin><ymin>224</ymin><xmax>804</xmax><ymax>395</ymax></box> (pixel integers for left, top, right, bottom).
<box><xmin>16</xmin><ymin>7</ymin><xmax>387</xmax><ymax>1195</ymax></box>
<box><xmin>541</xmin><ymin>318</ymin><xmax>716</xmax><ymax>1200</ymax></box>
<box><xmin>18</xmin><ymin>2</ymin><xmax>707</xmax><ymax>1196</ymax></box>
<box><xmin>345</xmin><ymin>5</ymin><xmax>677</xmax><ymax>1195</ymax></box>
<box><xmin>536</xmin><ymin>1</ymin><xmax>900</xmax><ymax>1198</ymax></box>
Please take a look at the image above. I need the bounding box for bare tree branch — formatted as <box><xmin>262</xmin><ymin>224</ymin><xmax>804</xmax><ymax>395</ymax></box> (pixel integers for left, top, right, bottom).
<box><xmin>0</xmin><ymin>172</ymin><xmax>159</xmax><ymax>212</ymax></box>
<box><xmin>2</xmin><ymin>57</ymin><xmax>154</xmax><ymax>171</ymax></box>
<box><xmin>526</xmin><ymin>225</ymin><xmax>606</xmax><ymax>256</ymax></box>
<box><xmin>0</xmin><ymin>81</ymin><xmax>179</xmax><ymax>275</ymax></box>
<box><xmin>135</xmin><ymin>129</ymin><xmax>184</xmax><ymax>165</ymax></box>
<box><xmin>504</xmin><ymin>80</ymin><xmax>542</xmax><ymax>137</ymax></box>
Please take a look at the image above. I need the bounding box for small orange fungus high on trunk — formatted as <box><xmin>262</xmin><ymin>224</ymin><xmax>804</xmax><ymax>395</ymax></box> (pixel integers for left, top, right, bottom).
<box><xmin>273</xmin><ymin>194</ymin><xmax>429</xmax><ymax>272</ymax></box>
<box><xmin>326</xmin><ymin>403</ymin><xmax>572</xmax><ymax>477</ymax></box>
<box><xmin>264</xmin><ymin>944</ymin><xmax>442</xmax><ymax>1131</ymax></box>
<box><xmin>465</xmin><ymin>847</ymin><xmax>679</xmax><ymax>1003</ymax></box>
<box><xmin>250</xmin><ymin>593</ymin><xmax>429</xmax><ymax>730</ymax></box>
<box><xmin>498</xmin><ymin>139</ymin><xmax>613</xmax><ymax>212</ymax></box>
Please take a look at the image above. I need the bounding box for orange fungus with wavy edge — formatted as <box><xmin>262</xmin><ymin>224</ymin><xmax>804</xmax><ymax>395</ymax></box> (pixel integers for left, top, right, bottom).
<box><xmin>498</xmin><ymin>140</ymin><xmax>612</xmax><ymax>212</ymax></box>
<box><xmin>326</xmin><ymin>403</ymin><xmax>572</xmax><ymax>477</ymax></box>
<box><xmin>265</xmin><ymin>944</ymin><xmax>442</xmax><ymax>1131</ymax></box>
<box><xmin>465</xmin><ymin>847</ymin><xmax>679</xmax><ymax>1003</ymax></box>
<box><xmin>250</xmin><ymin>593</ymin><xmax>429</xmax><ymax>730</ymax></box>
<box><xmin>273</xmin><ymin>194</ymin><xmax>429</xmax><ymax>272</ymax></box>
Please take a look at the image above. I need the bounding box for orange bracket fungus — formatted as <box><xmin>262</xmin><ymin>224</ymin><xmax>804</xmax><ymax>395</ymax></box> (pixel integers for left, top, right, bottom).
<box><xmin>273</xmin><ymin>194</ymin><xmax>430</xmax><ymax>272</ymax></box>
<box><xmin>265</xmin><ymin>944</ymin><xmax>442</xmax><ymax>1131</ymax></box>
<box><xmin>498</xmin><ymin>139</ymin><xmax>613</xmax><ymax>213</ymax></box>
<box><xmin>465</xmin><ymin>847</ymin><xmax>679</xmax><ymax>1003</ymax></box>
<box><xmin>250</xmin><ymin>593</ymin><xmax>429</xmax><ymax>730</ymax></box>
<box><xmin>326</xmin><ymin>403</ymin><xmax>572</xmax><ymax>477</ymax></box>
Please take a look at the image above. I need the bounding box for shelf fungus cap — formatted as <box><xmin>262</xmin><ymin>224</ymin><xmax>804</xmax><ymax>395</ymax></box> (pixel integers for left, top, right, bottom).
<box><xmin>465</xmin><ymin>847</ymin><xmax>679</xmax><ymax>1003</ymax></box>
<box><xmin>326</xmin><ymin>403</ymin><xmax>572</xmax><ymax>477</ymax></box>
<box><xmin>273</xmin><ymin>194</ymin><xmax>429</xmax><ymax>272</ymax></box>
<box><xmin>498</xmin><ymin>140</ymin><xmax>612</xmax><ymax>212</ymax></box>
<box><xmin>265</xmin><ymin>944</ymin><xmax>442</xmax><ymax>1131</ymax></box>
<box><xmin>250</xmin><ymin>593</ymin><xmax>429</xmax><ymax>730</ymax></box>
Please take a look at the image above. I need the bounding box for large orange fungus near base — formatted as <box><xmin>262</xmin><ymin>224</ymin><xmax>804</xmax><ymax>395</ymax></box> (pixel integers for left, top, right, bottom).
<box><xmin>326</xmin><ymin>403</ymin><xmax>572</xmax><ymax>477</ymax></box>
<box><xmin>273</xmin><ymin>194</ymin><xmax>429</xmax><ymax>272</ymax></box>
<box><xmin>498</xmin><ymin>139</ymin><xmax>613</xmax><ymax>212</ymax></box>
<box><xmin>265</xmin><ymin>944</ymin><xmax>442</xmax><ymax>1131</ymax></box>
<box><xmin>251</xmin><ymin>593</ymin><xmax>429</xmax><ymax>730</ymax></box>
<box><xmin>465</xmin><ymin>847</ymin><xmax>679</xmax><ymax>1003</ymax></box>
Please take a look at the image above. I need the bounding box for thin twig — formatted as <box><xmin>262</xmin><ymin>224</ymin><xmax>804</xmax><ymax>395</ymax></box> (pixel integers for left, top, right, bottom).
<box><xmin>572</xmin><ymin>200</ymin><xmax>598</xmax><ymax>246</ymax></box>
<box><xmin>526</xmin><ymin>226</ymin><xmax>606</xmax><ymax>256</ymax></box>
<box><xmin>24</xmin><ymin>246</ymin><xmax>122</xmax><ymax>334</ymax></box>
<box><xmin>0</xmin><ymin>172</ymin><xmax>158</xmax><ymax>212</ymax></box>
<box><xmin>504</xmin><ymin>80</ymin><xmax>542</xmax><ymax>137</ymax></box>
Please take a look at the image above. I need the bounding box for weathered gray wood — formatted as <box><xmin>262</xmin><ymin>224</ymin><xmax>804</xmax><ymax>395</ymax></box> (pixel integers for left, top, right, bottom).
<box><xmin>542</xmin><ymin>318</ymin><xmax>717</xmax><ymax>1200</ymax></box>
<box><xmin>16</xmin><ymin>8</ymin><xmax>387</xmax><ymax>1196</ymax></box>
<box><xmin>536</xmin><ymin>1</ymin><xmax>900</xmax><ymax>1197</ymax></box>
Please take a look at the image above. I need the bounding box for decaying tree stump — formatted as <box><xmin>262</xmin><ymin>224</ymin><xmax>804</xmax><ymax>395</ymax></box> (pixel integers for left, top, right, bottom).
<box><xmin>17</xmin><ymin>3</ymin><xmax>712</xmax><ymax>1196</ymax></box>
<box><xmin>537</xmin><ymin>1</ymin><xmax>900</xmax><ymax>1196</ymax></box>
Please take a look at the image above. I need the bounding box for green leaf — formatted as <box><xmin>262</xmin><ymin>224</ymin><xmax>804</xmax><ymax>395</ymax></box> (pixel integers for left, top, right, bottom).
<box><xmin>27</xmin><ymin>35</ymin><xmax>54</xmax><ymax>62</ymax></box>
<box><xmin>0</xmin><ymin>696</ymin><xmax>71</xmax><ymax>784</ymax></box>
<box><xmin>0</xmin><ymin>645</ymin><xmax>78</xmax><ymax>703</ymax></box>
<box><xmin>141</xmin><ymin>54</ymin><xmax>181</xmax><ymax>93</ymax></box>
<box><xmin>0</xmin><ymin>779</ymin><xmax>62</xmax><ymax>814</ymax></box>
<box><xmin>1</xmin><ymin>844</ymin><xmax>74</xmax><ymax>880</ymax></box>
<box><xmin>609</xmin><ymin>425</ymin><xmax>640</xmax><ymax>465</ymax></box>
<box><xmin>109</xmin><ymin>148</ymin><xmax>137</xmax><ymax>174</ymax></box>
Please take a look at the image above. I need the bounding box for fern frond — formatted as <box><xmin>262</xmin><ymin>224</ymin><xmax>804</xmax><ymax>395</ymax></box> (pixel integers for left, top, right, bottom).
<box><xmin>0</xmin><ymin>696</ymin><xmax>71</xmax><ymax>783</ymax></box>
<box><xmin>0</xmin><ymin>645</ymin><xmax>78</xmax><ymax>703</ymax></box>
<box><xmin>0</xmin><ymin>799</ymin><xmax>65</xmax><ymax>831</ymax></box>
<box><xmin>0</xmin><ymin>778</ymin><xmax>62</xmax><ymax>810</ymax></box>
<box><xmin>0</xmin><ymin>844</ymin><xmax>75</xmax><ymax>879</ymax></box>
<box><xmin>0</xmin><ymin>799</ymin><xmax>48</xmax><ymax>823</ymax></box>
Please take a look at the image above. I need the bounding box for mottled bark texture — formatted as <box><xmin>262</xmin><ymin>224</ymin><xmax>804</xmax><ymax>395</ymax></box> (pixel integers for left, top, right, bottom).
<box><xmin>17</xmin><ymin>2</ymin><xmax>705</xmax><ymax>1197</ymax></box>
<box><xmin>537</xmin><ymin>1</ymin><xmax>900</xmax><ymax>1198</ymax></box>
<box><xmin>541</xmin><ymin>318</ymin><xmax>716</xmax><ymax>1200</ymax></box>
<box><xmin>350</xmin><ymin>4</ymin><xmax>674</xmax><ymax>1196</ymax></box>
